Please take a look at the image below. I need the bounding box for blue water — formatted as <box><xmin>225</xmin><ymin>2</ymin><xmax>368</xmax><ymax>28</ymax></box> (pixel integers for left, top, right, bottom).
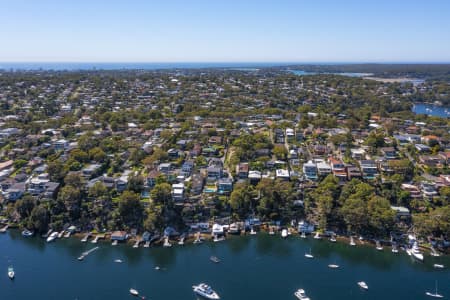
<box><xmin>413</xmin><ymin>103</ymin><xmax>450</xmax><ymax>118</ymax></box>
<box><xmin>1</xmin><ymin>231</ymin><xmax>449</xmax><ymax>300</ymax></box>
<box><xmin>289</xmin><ymin>70</ymin><xmax>372</xmax><ymax>77</ymax></box>
<box><xmin>0</xmin><ymin>62</ymin><xmax>294</xmax><ymax>71</ymax></box>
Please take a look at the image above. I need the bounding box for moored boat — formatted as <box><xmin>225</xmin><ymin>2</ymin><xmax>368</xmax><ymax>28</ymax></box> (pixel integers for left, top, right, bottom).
<box><xmin>294</xmin><ymin>288</ymin><xmax>311</xmax><ymax>300</ymax></box>
<box><xmin>328</xmin><ymin>264</ymin><xmax>339</xmax><ymax>269</ymax></box>
<box><xmin>7</xmin><ymin>266</ymin><xmax>15</xmax><ymax>279</ymax></box>
<box><xmin>281</xmin><ymin>229</ymin><xmax>288</xmax><ymax>238</ymax></box>
<box><xmin>46</xmin><ymin>231</ymin><xmax>58</xmax><ymax>243</ymax></box>
<box><xmin>210</xmin><ymin>256</ymin><xmax>221</xmax><ymax>263</ymax></box>
<box><xmin>357</xmin><ymin>281</ymin><xmax>368</xmax><ymax>290</ymax></box>
<box><xmin>426</xmin><ymin>281</ymin><xmax>443</xmax><ymax>298</ymax></box>
<box><xmin>433</xmin><ymin>264</ymin><xmax>444</xmax><ymax>269</ymax></box>
<box><xmin>304</xmin><ymin>248</ymin><xmax>314</xmax><ymax>259</ymax></box>
<box><xmin>22</xmin><ymin>229</ymin><xmax>34</xmax><ymax>237</ymax></box>
<box><xmin>130</xmin><ymin>288</ymin><xmax>139</xmax><ymax>296</ymax></box>
<box><xmin>192</xmin><ymin>283</ymin><xmax>220</xmax><ymax>299</ymax></box>
<box><xmin>376</xmin><ymin>240</ymin><xmax>383</xmax><ymax>251</ymax></box>
<box><xmin>350</xmin><ymin>236</ymin><xmax>356</xmax><ymax>246</ymax></box>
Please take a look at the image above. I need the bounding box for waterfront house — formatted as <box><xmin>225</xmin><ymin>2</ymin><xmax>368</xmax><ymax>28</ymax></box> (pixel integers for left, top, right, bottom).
<box><xmin>191</xmin><ymin>173</ymin><xmax>204</xmax><ymax>195</ymax></box>
<box><xmin>172</xmin><ymin>183</ymin><xmax>185</xmax><ymax>202</ymax></box>
<box><xmin>248</xmin><ymin>170</ymin><xmax>262</xmax><ymax>184</ymax></box>
<box><xmin>350</xmin><ymin>148</ymin><xmax>365</xmax><ymax>160</ymax></box>
<box><xmin>316</xmin><ymin>161</ymin><xmax>332</xmax><ymax>177</ymax></box>
<box><xmin>329</xmin><ymin>157</ymin><xmax>347</xmax><ymax>182</ymax></box>
<box><xmin>217</xmin><ymin>178</ymin><xmax>233</xmax><ymax>194</ymax></box>
<box><xmin>303</xmin><ymin>161</ymin><xmax>318</xmax><ymax>181</ymax></box>
<box><xmin>346</xmin><ymin>165</ymin><xmax>362</xmax><ymax>180</ymax></box>
<box><xmin>359</xmin><ymin>160</ymin><xmax>378</xmax><ymax>180</ymax></box>
<box><xmin>207</xmin><ymin>166</ymin><xmax>222</xmax><ymax>181</ymax></box>
<box><xmin>276</xmin><ymin>169</ymin><xmax>290</xmax><ymax>181</ymax></box>
<box><xmin>236</xmin><ymin>163</ymin><xmax>249</xmax><ymax>179</ymax></box>
<box><xmin>181</xmin><ymin>161</ymin><xmax>194</xmax><ymax>177</ymax></box>
<box><xmin>401</xmin><ymin>183</ymin><xmax>422</xmax><ymax>199</ymax></box>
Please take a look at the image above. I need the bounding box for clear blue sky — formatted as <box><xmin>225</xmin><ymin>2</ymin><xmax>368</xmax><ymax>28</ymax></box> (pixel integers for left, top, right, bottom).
<box><xmin>1</xmin><ymin>0</ymin><xmax>449</xmax><ymax>63</ymax></box>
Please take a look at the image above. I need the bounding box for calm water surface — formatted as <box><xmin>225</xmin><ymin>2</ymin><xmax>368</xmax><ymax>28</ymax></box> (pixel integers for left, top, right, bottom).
<box><xmin>1</xmin><ymin>231</ymin><xmax>449</xmax><ymax>300</ymax></box>
<box><xmin>412</xmin><ymin>103</ymin><xmax>450</xmax><ymax>118</ymax></box>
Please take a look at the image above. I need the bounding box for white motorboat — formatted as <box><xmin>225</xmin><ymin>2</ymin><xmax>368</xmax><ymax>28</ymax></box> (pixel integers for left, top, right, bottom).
<box><xmin>294</xmin><ymin>288</ymin><xmax>311</xmax><ymax>300</ymax></box>
<box><xmin>357</xmin><ymin>281</ymin><xmax>368</xmax><ymax>290</ymax></box>
<box><xmin>433</xmin><ymin>264</ymin><xmax>444</xmax><ymax>269</ymax></box>
<box><xmin>210</xmin><ymin>256</ymin><xmax>221</xmax><ymax>263</ymax></box>
<box><xmin>7</xmin><ymin>266</ymin><xmax>14</xmax><ymax>279</ymax></box>
<box><xmin>376</xmin><ymin>240</ymin><xmax>383</xmax><ymax>251</ymax></box>
<box><xmin>300</xmin><ymin>231</ymin><xmax>306</xmax><ymax>238</ymax></box>
<box><xmin>305</xmin><ymin>248</ymin><xmax>314</xmax><ymax>259</ymax></box>
<box><xmin>250</xmin><ymin>227</ymin><xmax>257</xmax><ymax>235</ymax></box>
<box><xmin>281</xmin><ymin>229</ymin><xmax>288</xmax><ymax>238</ymax></box>
<box><xmin>426</xmin><ymin>281</ymin><xmax>443</xmax><ymax>298</ymax></box>
<box><xmin>330</xmin><ymin>235</ymin><xmax>337</xmax><ymax>243</ymax></box>
<box><xmin>192</xmin><ymin>283</ymin><xmax>220</xmax><ymax>299</ymax></box>
<box><xmin>114</xmin><ymin>259</ymin><xmax>123</xmax><ymax>263</ymax></box>
<box><xmin>408</xmin><ymin>242</ymin><xmax>424</xmax><ymax>261</ymax></box>
<box><xmin>129</xmin><ymin>288</ymin><xmax>139</xmax><ymax>296</ymax></box>
<box><xmin>328</xmin><ymin>264</ymin><xmax>339</xmax><ymax>269</ymax></box>
<box><xmin>46</xmin><ymin>231</ymin><xmax>58</xmax><ymax>243</ymax></box>
<box><xmin>391</xmin><ymin>243</ymin><xmax>399</xmax><ymax>253</ymax></box>
<box><xmin>22</xmin><ymin>229</ymin><xmax>34</xmax><ymax>237</ymax></box>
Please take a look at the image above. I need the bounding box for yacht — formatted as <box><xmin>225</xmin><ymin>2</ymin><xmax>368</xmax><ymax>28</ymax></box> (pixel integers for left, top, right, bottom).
<box><xmin>22</xmin><ymin>229</ymin><xmax>34</xmax><ymax>237</ymax></box>
<box><xmin>407</xmin><ymin>242</ymin><xmax>424</xmax><ymax>261</ymax></box>
<box><xmin>7</xmin><ymin>266</ymin><xmax>14</xmax><ymax>279</ymax></box>
<box><xmin>192</xmin><ymin>283</ymin><xmax>220</xmax><ymax>299</ymax></box>
<box><xmin>426</xmin><ymin>281</ymin><xmax>443</xmax><ymax>298</ymax></box>
<box><xmin>294</xmin><ymin>288</ymin><xmax>311</xmax><ymax>300</ymax></box>
<box><xmin>129</xmin><ymin>288</ymin><xmax>139</xmax><ymax>296</ymax></box>
<box><xmin>281</xmin><ymin>229</ymin><xmax>288</xmax><ymax>238</ymax></box>
<box><xmin>46</xmin><ymin>231</ymin><xmax>58</xmax><ymax>243</ymax></box>
<box><xmin>305</xmin><ymin>248</ymin><xmax>314</xmax><ymax>259</ymax></box>
<box><xmin>357</xmin><ymin>281</ymin><xmax>368</xmax><ymax>290</ymax></box>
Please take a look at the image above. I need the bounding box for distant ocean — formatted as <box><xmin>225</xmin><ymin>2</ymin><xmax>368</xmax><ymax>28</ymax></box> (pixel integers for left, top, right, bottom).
<box><xmin>0</xmin><ymin>62</ymin><xmax>294</xmax><ymax>71</ymax></box>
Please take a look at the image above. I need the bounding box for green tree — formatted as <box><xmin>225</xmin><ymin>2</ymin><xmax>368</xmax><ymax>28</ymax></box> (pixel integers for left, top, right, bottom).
<box><xmin>150</xmin><ymin>183</ymin><xmax>172</xmax><ymax>205</ymax></box>
<box><xmin>367</xmin><ymin>195</ymin><xmax>396</xmax><ymax>236</ymax></box>
<box><xmin>119</xmin><ymin>191</ymin><xmax>144</xmax><ymax>229</ymax></box>
<box><xmin>30</xmin><ymin>205</ymin><xmax>50</xmax><ymax>234</ymax></box>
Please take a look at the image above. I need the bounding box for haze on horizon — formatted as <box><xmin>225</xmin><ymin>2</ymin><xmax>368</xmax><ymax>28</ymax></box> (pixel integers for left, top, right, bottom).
<box><xmin>1</xmin><ymin>0</ymin><xmax>450</xmax><ymax>63</ymax></box>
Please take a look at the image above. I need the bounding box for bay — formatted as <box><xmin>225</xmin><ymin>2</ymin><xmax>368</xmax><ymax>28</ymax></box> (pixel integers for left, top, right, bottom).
<box><xmin>412</xmin><ymin>103</ymin><xmax>450</xmax><ymax>118</ymax></box>
<box><xmin>1</xmin><ymin>231</ymin><xmax>449</xmax><ymax>300</ymax></box>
